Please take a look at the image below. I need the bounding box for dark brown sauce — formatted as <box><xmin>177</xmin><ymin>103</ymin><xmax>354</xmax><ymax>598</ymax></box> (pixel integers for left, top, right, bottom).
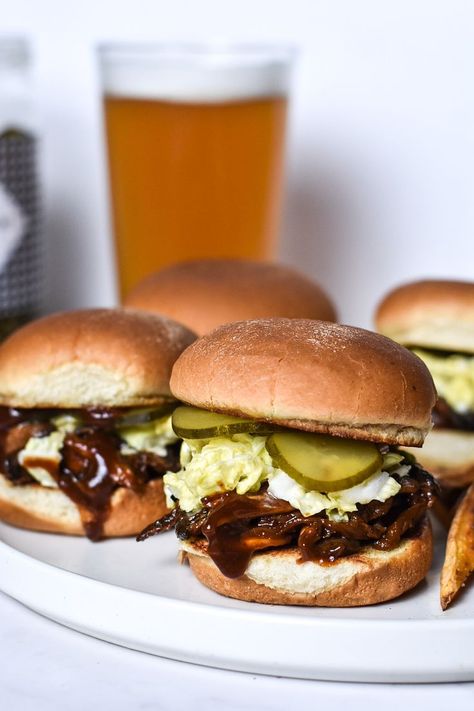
<box><xmin>139</xmin><ymin>467</ymin><xmax>438</xmax><ymax>579</ymax></box>
<box><xmin>0</xmin><ymin>405</ymin><xmax>165</xmax><ymax>429</ymax></box>
<box><xmin>78</xmin><ymin>408</ymin><xmax>126</xmax><ymax>427</ymax></box>
<box><xmin>20</xmin><ymin>457</ymin><xmax>59</xmax><ymax>477</ymax></box>
<box><xmin>0</xmin><ymin>408</ymin><xmax>24</xmax><ymax>429</ymax></box>
<box><xmin>0</xmin><ymin>410</ymin><xmax>54</xmax><ymax>485</ymax></box>
<box><xmin>0</xmin><ymin>406</ymin><xmax>179</xmax><ymax>540</ymax></box>
<box><xmin>432</xmin><ymin>397</ymin><xmax>474</xmax><ymax>431</ymax></box>
<box><xmin>202</xmin><ymin>494</ymin><xmax>294</xmax><ymax>578</ymax></box>
<box><xmin>57</xmin><ymin>430</ymin><xmax>132</xmax><ymax>540</ymax></box>
<box><xmin>0</xmin><ymin>406</ymin><xmax>55</xmax><ymax>429</ymax></box>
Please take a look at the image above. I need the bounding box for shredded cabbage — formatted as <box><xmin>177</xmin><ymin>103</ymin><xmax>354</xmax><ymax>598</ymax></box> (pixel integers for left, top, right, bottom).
<box><xmin>163</xmin><ymin>434</ymin><xmax>408</xmax><ymax>519</ymax></box>
<box><xmin>18</xmin><ymin>431</ymin><xmax>65</xmax><ymax>487</ymax></box>
<box><xmin>268</xmin><ymin>468</ymin><xmax>401</xmax><ymax>518</ymax></box>
<box><xmin>50</xmin><ymin>414</ymin><xmax>81</xmax><ymax>433</ymax></box>
<box><xmin>164</xmin><ymin>434</ymin><xmax>275</xmax><ymax>511</ymax></box>
<box><xmin>413</xmin><ymin>348</ymin><xmax>474</xmax><ymax>413</ymax></box>
<box><xmin>118</xmin><ymin>415</ymin><xmax>178</xmax><ymax>456</ymax></box>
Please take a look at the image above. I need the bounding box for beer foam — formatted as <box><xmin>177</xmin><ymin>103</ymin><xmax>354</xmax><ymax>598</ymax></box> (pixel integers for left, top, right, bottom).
<box><xmin>99</xmin><ymin>45</ymin><xmax>293</xmax><ymax>103</ymax></box>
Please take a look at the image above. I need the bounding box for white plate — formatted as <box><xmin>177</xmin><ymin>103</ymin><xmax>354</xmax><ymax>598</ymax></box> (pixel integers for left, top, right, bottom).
<box><xmin>0</xmin><ymin>519</ymin><xmax>472</xmax><ymax>682</ymax></box>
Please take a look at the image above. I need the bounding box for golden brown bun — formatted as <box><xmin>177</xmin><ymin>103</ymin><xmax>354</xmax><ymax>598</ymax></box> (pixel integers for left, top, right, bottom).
<box><xmin>0</xmin><ymin>308</ymin><xmax>196</xmax><ymax>408</ymax></box>
<box><xmin>376</xmin><ymin>280</ymin><xmax>474</xmax><ymax>353</ymax></box>
<box><xmin>124</xmin><ymin>259</ymin><xmax>337</xmax><ymax>335</ymax></box>
<box><xmin>404</xmin><ymin>429</ymin><xmax>474</xmax><ymax>488</ymax></box>
<box><xmin>170</xmin><ymin>319</ymin><xmax>436</xmax><ymax>446</ymax></box>
<box><xmin>181</xmin><ymin>519</ymin><xmax>432</xmax><ymax>606</ymax></box>
<box><xmin>0</xmin><ymin>474</ymin><xmax>168</xmax><ymax>537</ymax></box>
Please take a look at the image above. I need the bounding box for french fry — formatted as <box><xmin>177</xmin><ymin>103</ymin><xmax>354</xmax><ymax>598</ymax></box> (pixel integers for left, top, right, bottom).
<box><xmin>440</xmin><ymin>483</ymin><xmax>474</xmax><ymax>610</ymax></box>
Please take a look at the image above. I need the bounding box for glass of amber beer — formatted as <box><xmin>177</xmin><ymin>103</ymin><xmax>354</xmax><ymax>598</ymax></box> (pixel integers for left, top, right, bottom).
<box><xmin>99</xmin><ymin>43</ymin><xmax>294</xmax><ymax>298</ymax></box>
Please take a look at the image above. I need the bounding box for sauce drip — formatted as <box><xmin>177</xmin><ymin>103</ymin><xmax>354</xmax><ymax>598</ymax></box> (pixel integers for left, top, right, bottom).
<box><xmin>0</xmin><ymin>406</ymin><xmax>179</xmax><ymax>540</ymax></box>
<box><xmin>139</xmin><ymin>467</ymin><xmax>438</xmax><ymax>578</ymax></box>
<box><xmin>58</xmin><ymin>429</ymin><xmax>138</xmax><ymax>540</ymax></box>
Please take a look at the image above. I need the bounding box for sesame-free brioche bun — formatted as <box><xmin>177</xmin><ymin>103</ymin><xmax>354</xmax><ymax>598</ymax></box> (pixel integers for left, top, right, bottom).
<box><xmin>0</xmin><ymin>475</ymin><xmax>168</xmax><ymax>537</ymax></box>
<box><xmin>0</xmin><ymin>308</ymin><xmax>196</xmax><ymax>408</ymax></box>
<box><xmin>404</xmin><ymin>429</ymin><xmax>474</xmax><ymax>488</ymax></box>
<box><xmin>170</xmin><ymin>319</ymin><xmax>436</xmax><ymax>446</ymax></box>
<box><xmin>180</xmin><ymin>518</ymin><xmax>432</xmax><ymax>606</ymax></box>
<box><xmin>124</xmin><ymin>259</ymin><xmax>337</xmax><ymax>335</ymax></box>
<box><xmin>376</xmin><ymin>280</ymin><xmax>474</xmax><ymax>353</ymax></box>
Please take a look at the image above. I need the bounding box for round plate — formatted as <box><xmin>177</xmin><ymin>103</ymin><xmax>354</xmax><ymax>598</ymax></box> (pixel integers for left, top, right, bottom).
<box><xmin>0</xmin><ymin>520</ymin><xmax>472</xmax><ymax>682</ymax></box>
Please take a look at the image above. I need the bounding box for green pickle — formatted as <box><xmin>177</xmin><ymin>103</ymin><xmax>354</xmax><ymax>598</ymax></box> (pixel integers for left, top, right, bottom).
<box><xmin>266</xmin><ymin>431</ymin><xmax>383</xmax><ymax>493</ymax></box>
<box><xmin>116</xmin><ymin>404</ymin><xmax>175</xmax><ymax>428</ymax></box>
<box><xmin>381</xmin><ymin>451</ymin><xmax>405</xmax><ymax>471</ymax></box>
<box><xmin>172</xmin><ymin>406</ymin><xmax>275</xmax><ymax>439</ymax></box>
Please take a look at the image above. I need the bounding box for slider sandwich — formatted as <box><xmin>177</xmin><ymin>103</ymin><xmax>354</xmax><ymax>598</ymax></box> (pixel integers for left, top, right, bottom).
<box><xmin>376</xmin><ymin>280</ymin><xmax>474</xmax><ymax>487</ymax></box>
<box><xmin>124</xmin><ymin>258</ymin><xmax>337</xmax><ymax>335</ymax></box>
<box><xmin>0</xmin><ymin>309</ymin><xmax>195</xmax><ymax>539</ymax></box>
<box><xmin>139</xmin><ymin>319</ymin><xmax>438</xmax><ymax>606</ymax></box>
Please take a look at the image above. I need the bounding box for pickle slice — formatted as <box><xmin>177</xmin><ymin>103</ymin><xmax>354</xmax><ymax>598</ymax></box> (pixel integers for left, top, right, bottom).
<box><xmin>266</xmin><ymin>432</ymin><xmax>383</xmax><ymax>493</ymax></box>
<box><xmin>172</xmin><ymin>406</ymin><xmax>274</xmax><ymax>439</ymax></box>
<box><xmin>117</xmin><ymin>404</ymin><xmax>175</xmax><ymax>428</ymax></box>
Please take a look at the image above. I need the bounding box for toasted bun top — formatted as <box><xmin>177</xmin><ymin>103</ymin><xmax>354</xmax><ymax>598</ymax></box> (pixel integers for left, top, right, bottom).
<box><xmin>170</xmin><ymin>319</ymin><xmax>436</xmax><ymax>446</ymax></box>
<box><xmin>376</xmin><ymin>279</ymin><xmax>474</xmax><ymax>353</ymax></box>
<box><xmin>0</xmin><ymin>309</ymin><xmax>196</xmax><ymax>408</ymax></box>
<box><xmin>124</xmin><ymin>259</ymin><xmax>337</xmax><ymax>335</ymax></box>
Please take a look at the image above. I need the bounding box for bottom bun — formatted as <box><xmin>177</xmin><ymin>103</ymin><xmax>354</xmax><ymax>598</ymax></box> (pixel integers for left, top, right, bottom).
<box><xmin>405</xmin><ymin>429</ymin><xmax>474</xmax><ymax>488</ymax></box>
<box><xmin>0</xmin><ymin>474</ymin><xmax>168</xmax><ymax>538</ymax></box>
<box><xmin>181</xmin><ymin>518</ymin><xmax>432</xmax><ymax>607</ymax></box>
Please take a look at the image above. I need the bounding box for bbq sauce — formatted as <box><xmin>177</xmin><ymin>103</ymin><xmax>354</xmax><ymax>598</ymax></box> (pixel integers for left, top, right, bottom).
<box><xmin>0</xmin><ymin>406</ymin><xmax>179</xmax><ymax>540</ymax></box>
<box><xmin>0</xmin><ymin>407</ymin><xmax>22</xmax><ymax>429</ymax></box>
<box><xmin>19</xmin><ymin>457</ymin><xmax>58</xmax><ymax>476</ymax></box>
<box><xmin>432</xmin><ymin>397</ymin><xmax>474</xmax><ymax>431</ymax></box>
<box><xmin>202</xmin><ymin>492</ymin><xmax>294</xmax><ymax>578</ymax></box>
<box><xmin>0</xmin><ymin>405</ymin><xmax>153</xmax><ymax>429</ymax></box>
<box><xmin>58</xmin><ymin>429</ymin><xmax>179</xmax><ymax>540</ymax></box>
<box><xmin>0</xmin><ymin>407</ymin><xmax>53</xmax><ymax>484</ymax></box>
<box><xmin>141</xmin><ymin>467</ymin><xmax>437</xmax><ymax>579</ymax></box>
<box><xmin>58</xmin><ymin>429</ymin><xmax>148</xmax><ymax>540</ymax></box>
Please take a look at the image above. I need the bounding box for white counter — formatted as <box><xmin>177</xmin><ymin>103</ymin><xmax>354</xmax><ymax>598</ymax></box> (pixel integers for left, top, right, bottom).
<box><xmin>1</xmin><ymin>591</ymin><xmax>473</xmax><ymax>711</ymax></box>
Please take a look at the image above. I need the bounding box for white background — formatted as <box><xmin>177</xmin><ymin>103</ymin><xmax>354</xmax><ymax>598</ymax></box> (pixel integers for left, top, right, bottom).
<box><xmin>2</xmin><ymin>0</ymin><xmax>473</xmax><ymax>326</ymax></box>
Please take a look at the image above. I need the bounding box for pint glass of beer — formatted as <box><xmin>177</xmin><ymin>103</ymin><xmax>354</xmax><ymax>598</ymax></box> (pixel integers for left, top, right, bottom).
<box><xmin>98</xmin><ymin>44</ymin><xmax>294</xmax><ymax>298</ymax></box>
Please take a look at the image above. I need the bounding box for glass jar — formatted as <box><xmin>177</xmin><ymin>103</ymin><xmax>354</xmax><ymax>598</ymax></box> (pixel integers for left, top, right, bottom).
<box><xmin>0</xmin><ymin>37</ymin><xmax>41</xmax><ymax>340</ymax></box>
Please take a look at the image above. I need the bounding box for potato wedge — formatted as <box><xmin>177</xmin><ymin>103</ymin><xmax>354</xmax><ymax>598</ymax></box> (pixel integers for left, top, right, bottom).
<box><xmin>440</xmin><ymin>483</ymin><xmax>474</xmax><ymax>610</ymax></box>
